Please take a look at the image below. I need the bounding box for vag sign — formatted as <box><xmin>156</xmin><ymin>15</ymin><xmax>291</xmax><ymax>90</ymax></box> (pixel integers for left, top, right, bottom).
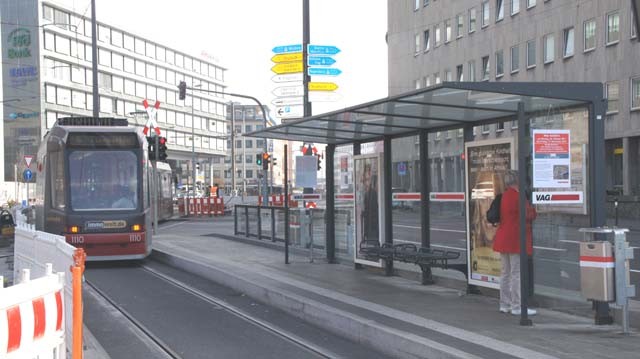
<box><xmin>7</xmin><ymin>28</ymin><xmax>31</xmax><ymax>59</ymax></box>
<box><xmin>532</xmin><ymin>192</ymin><xmax>583</xmax><ymax>204</ymax></box>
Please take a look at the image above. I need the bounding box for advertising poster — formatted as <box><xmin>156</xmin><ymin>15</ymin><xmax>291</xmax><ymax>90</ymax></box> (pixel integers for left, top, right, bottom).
<box><xmin>532</xmin><ymin>130</ymin><xmax>571</xmax><ymax>188</ymax></box>
<box><xmin>354</xmin><ymin>154</ymin><xmax>383</xmax><ymax>267</ymax></box>
<box><xmin>465</xmin><ymin>139</ymin><xmax>514</xmax><ymax>289</ymax></box>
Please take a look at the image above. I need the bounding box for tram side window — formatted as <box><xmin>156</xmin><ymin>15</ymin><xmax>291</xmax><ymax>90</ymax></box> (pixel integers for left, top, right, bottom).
<box><xmin>50</xmin><ymin>151</ymin><xmax>66</xmax><ymax>210</ymax></box>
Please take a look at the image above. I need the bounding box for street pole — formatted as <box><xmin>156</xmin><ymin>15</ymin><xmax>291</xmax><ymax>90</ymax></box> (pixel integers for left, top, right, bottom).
<box><xmin>303</xmin><ymin>0</ymin><xmax>311</xmax><ymax>118</ymax></box>
<box><xmin>153</xmin><ymin>135</ymin><xmax>158</xmax><ymax>235</ymax></box>
<box><xmin>191</xmin><ymin>103</ymin><xmax>196</xmax><ymax>195</ymax></box>
<box><xmin>90</xmin><ymin>0</ymin><xmax>99</xmax><ymax>117</ymax></box>
<box><xmin>242</xmin><ymin>110</ymin><xmax>246</xmax><ymax>196</ymax></box>
<box><xmin>230</xmin><ymin>102</ymin><xmax>236</xmax><ymax>195</ymax></box>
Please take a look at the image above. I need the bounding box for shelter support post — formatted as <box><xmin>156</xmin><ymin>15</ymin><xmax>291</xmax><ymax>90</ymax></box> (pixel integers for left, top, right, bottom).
<box><xmin>517</xmin><ymin>102</ymin><xmax>533</xmax><ymax>326</ymax></box>
<box><xmin>326</xmin><ymin>144</ymin><xmax>336</xmax><ymax>263</ymax></box>
<box><xmin>590</xmin><ymin>99</ymin><xmax>613</xmax><ymax>324</ymax></box>
<box><xmin>464</xmin><ymin>124</ymin><xmax>481</xmax><ymax>295</ymax></box>
<box><xmin>384</xmin><ymin>138</ymin><xmax>393</xmax><ymax>276</ymax></box>
<box><xmin>419</xmin><ymin>130</ymin><xmax>433</xmax><ymax>284</ymax></box>
<box><xmin>354</xmin><ymin>142</ymin><xmax>363</xmax><ymax>270</ymax></box>
<box><xmin>284</xmin><ymin>144</ymin><xmax>290</xmax><ymax>264</ymax></box>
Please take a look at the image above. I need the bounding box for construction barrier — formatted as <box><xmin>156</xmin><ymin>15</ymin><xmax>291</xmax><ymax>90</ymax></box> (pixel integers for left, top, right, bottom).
<box><xmin>12</xmin><ymin>222</ymin><xmax>86</xmax><ymax>359</ymax></box>
<box><xmin>179</xmin><ymin>197</ymin><xmax>225</xmax><ymax>217</ymax></box>
<box><xmin>0</xmin><ymin>265</ymin><xmax>65</xmax><ymax>359</ymax></box>
<box><xmin>258</xmin><ymin>195</ymin><xmax>298</xmax><ymax>207</ymax></box>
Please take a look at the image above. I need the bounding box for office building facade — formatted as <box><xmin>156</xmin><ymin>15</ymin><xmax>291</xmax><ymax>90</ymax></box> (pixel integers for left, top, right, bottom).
<box><xmin>388</xmin><ymin>0</ymin><xmax>640</xmax><ymax>194</ymax></box>
<box><xmin>1</xmin><ymin>0</ymin><xmax>229</xmax><ymax>196</ymax></box>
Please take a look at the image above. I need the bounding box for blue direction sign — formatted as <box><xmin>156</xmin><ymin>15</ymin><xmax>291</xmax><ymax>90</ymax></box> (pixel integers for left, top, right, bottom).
<box><xmin>308</xmin><ymin>67</ymin><xmax>342</xmax><ymax>76</ymax></box>
<box><xmin>308</xmin><ymin>56</ymin><xmax>336</xmax><ymax>66</ymax></box>
<box><xmin>307</xmin><ymin>45</ymin><xmax>341</xmax><ymax>55</ymax></box>
<box><xmin>272</xmin><ymin>44</ymin><xmax>303</xmax><ymax>54</ymax></box>
<box><xmin>23</xmin><ymin>169</ymin><xmax>33</xmax><ymax>181</ymax></box>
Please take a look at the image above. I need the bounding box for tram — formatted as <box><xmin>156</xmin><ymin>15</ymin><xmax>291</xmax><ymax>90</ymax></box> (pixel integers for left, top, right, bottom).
<box><xmin>34</xmin><ymin>117</ymin><xmax>166</xmax><ymax>260</ymax></box>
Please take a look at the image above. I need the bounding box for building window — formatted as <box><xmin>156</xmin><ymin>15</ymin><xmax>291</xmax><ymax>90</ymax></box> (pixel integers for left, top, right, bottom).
<box><xmin>482</xmin><ymin>56</ymin><xmax>490</xmax><ymax>80</ymax></box>
<box><xmin>468</xmin><ymin>60</ymin><xmax>476</xmax><ymax>81</ymax></box>
<box><xmin>415</xmin><ymin>79</ymin><xmax>421</xmax><ymax>89</ymax></box>
<box><xmin>456</xmin><ymin>64</ymin><xmax>464</xmax><ymax>81</ymax></box>
<box><xmin>415</xmin><ymin>33</ymin><xmax>421</xmax><ymax>54</ymax></box>
<box><xmin>434</xmin><ymin>72</ymin><xmax>441</xmax><ymax>84</ymax></box>
<box><xmin>497</xmin><ymin>122</ymin><xmax>505</xmax><ymax>132</ymax></box>
<box><xmin>633</xmin><ymin>12</ymin><xmax>637</xmax><ymax>38</ymax></box>
<box><xmin>435</xmin><ymin>24</ymin><xmax>441</xmax><ymax>46</ymax></box>
<box><xmin>415</xmin><ymin>0</ymin><xmax>420</xmax><ymax>11</ymax></box>
<box><xmin>424</xmin><ymin>0</ymin><xmax>429</xmax><ymax>6</ymax></box>
<box><xmin>444</xmin><ymin>69</ymin><xmax>452</xmax><ymax>81</ymax></box>
<box><xmin>543</xmin><ymin>33</ymin><xmax>554</xmax><ymax>64</ymax></box>
<box><xmin>445</xmin><ymin>20</ymin><xmax>452</xmax><ymax>43</ymax></box>
<box><xmin>424</xmin><ymin>29</ymin><xmax>430</xmax><ymax>51</ymax></box>
<box><xmin>605</xmin><ymin>81</ymin><xmax>619</xmax><ymax>113</ymax></box>
<box><xmin>511</xmin><ymin>0</ymin><xmax>520</xmax><ymax>15</ymax></box>
<box><xmin>496</xmin><ymin>0</ymin><xmax>504</xmax><ymax>21</ymax></box>
<box><xmin>512</xmin><ymin>120</ymin><xmax>518</xmax><ymax>129</ymax></box>
<box><xmin>482</xmin><ymin>124</ymin><xmax>490</xmax><ymax>134</ymax></box>
<box><xmin>469</xmin><ymin>8</ymin><xmax>477</xmax><ymax>33</ymax></box>
<box><xmin>632</xmin><ymin>77</ymin><xmax>640</xmax><ymax>109</ymax></box>
<box><xmin>584</xmin><ymin>18</ymin><xmax>596</xmax><ymax>52</ymax></box>
<box><xmin>527</xmin><ymin>0</ymin><xmax>536</xmax><ymax>9</ymax></box>
<box><xmin>496</xmin><ymin>50</ymin><xmax>504</xmax><ymax>77</ymax></box>
<box><xmin>563</xmin><ymin>27</ymin><xmax>575</xmax><ymax>57</ymax></box>
<box><xmin>510</xmin><ymin>45</ymin><xmax>519</xmax><ymax>73</ymax></box>
<box><xmin>424</xmin><ymin>75</ymin><xmax>431</xmax><ymax>87</ymax></box>
<box><xmin>481</xmin><ymin>1</ymin><xmax>490</xmax><ymax>27</ymax></box>
<box><xmin>526</xmin><ymin>39</ymin><xmax>536</xmax><ymax>68</ymax></box>
<box><xmin>246</xmin><ymin>170</ymin><xmax>253</xmax><ymax>179</ymax></box>
<box><xmin>606</xmin><ymin>11</ymin><xmax>620</xmax><ymax>45</ymax></box>
<box><xmin>456</xmin><ymin>14</ymin><xmax>464</xmax><ymax>38</ymax></box>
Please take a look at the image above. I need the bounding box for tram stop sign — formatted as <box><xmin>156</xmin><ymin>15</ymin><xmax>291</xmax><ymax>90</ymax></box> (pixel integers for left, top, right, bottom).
<box><xmin>23</xmin><ymin>169</ymin><xmax>33</xmax><ymax>182</ymax></box>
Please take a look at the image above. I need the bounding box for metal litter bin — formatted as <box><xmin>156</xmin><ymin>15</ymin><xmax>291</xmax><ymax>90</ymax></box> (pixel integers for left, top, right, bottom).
<box><xmin>579</xmin><ymin>240</ymin><xmax>614</xmax><ymax>302</ymax></box>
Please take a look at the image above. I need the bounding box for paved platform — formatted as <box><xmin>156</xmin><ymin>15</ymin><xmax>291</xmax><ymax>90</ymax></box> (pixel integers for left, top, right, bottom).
<box><xmin>151</xmin><ymin>218</ymin><xmax>640</xmax><ymax>359</ymax></box>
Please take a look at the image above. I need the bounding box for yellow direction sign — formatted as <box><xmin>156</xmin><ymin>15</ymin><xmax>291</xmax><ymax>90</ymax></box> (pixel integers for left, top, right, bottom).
<box><xmin>271</xmin><ymin>52</ymin><xmax>303</xmax><ymax>63</ymax></box>
<box><xmin>271</xmin><ymin>62</ymin><xmax>303</xmax><ymax>74</ymax></box>
<box><xmin>308</xmin><ymin>82</ymin><xmax>339</xmax><ymax>91</ymax></box>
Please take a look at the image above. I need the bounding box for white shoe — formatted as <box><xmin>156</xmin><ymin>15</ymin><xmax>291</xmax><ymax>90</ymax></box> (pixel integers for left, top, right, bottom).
<box><xmin>511</xmin><ymin>308</ymin><xmax>537</xmax><ymax>316</ymax></box>
<box><xmin>499</xmin><ymin>306</ymin><xmax>511</xmax><ymax>313</ymax></box>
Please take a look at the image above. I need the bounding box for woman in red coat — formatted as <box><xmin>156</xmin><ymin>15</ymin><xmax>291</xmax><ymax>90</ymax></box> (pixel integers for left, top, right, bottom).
<box><xmin>493</xmin><ymin>170</ymin><xmax>537</xmax><ymax>316</ymax></box>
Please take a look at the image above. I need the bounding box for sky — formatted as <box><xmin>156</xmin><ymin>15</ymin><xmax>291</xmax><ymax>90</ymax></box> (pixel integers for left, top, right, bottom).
<box><xmin>52</xmin><ymin>0</ymin><xmax>389</xmax><ymax>122</ymax></box>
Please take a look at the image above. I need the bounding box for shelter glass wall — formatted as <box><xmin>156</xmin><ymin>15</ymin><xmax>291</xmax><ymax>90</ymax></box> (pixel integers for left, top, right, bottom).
<box><xmin>334</xmin><ymin>144</ymin><xmax>355</xmax><ymax>262</ymax></box>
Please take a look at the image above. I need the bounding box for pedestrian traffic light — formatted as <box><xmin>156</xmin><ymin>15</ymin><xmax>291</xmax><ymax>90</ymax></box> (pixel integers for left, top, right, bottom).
<box><xmin>262</xmin><ymin>152</ymin><xmax>270</xmax><ymax>170</ymax></box>
<box><xmin>317</xmin><ymin>154</ymin><xmax>322</xmax><ymax>171</ymax></box>
<box><xmin>146</xmin><ymin>136</ymin><xmax>157</xmax><ymax>160</ymax></box>
<box><xmin>256</xmin><ymin>153</ymin><xmax>262</xmax><ymax>166</ymax></box>
<box><xmin>158</xmin><ymin>136</ymin><xmax>168</xmax><ymax>161</ymax></box>
<box><xmin>178</xmin><ymin>81</ymin><xmax>187</xmax><ymax>100</ymax></box>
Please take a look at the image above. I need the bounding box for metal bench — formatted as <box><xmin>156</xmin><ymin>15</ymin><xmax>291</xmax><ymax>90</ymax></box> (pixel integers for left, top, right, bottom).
<box><xmin>359</xmin><ymin>240</ymin><xmax>462</xmax><ymax>279</ymax></box>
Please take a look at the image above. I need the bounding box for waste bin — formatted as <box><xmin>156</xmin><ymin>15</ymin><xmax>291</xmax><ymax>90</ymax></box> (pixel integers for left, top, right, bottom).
<box><xmin>579</xmin><ymin>241</ymin><xmax>614</xmax><ymax>302</ymax></box>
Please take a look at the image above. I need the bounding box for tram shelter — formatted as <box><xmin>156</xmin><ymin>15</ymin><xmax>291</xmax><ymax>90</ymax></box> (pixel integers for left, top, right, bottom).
<box><xmin>247</xmin><ymin>82</ymin><xmax>608</xmax><ymax>324</ymax></box>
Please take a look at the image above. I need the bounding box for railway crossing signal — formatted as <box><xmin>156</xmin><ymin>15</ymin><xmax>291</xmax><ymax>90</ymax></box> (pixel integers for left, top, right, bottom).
<box><xmin>158</xmin><ymin>136</ymin><xmax>168</xmax><ymax>161</ymax></box>
<box><xmin>262</xmin><ymin>152</ymin><xmax>271</xmax><ymax>170</ymax></box>
<box><xmin>146</xmin><ymin>136</ymin><xmax>157</xmax><ymax>160</ymax></box>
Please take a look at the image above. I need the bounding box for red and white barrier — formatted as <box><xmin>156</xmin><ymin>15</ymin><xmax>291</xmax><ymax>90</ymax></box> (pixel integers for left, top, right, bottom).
<box><xmin>333</xmin><ymin>192</ymin><xmax>465</xmax><ymax>202</ymax></box>
<box><xmin>258</xmin><ymin>195</ymin><xmax>298</xmax><ymax>207</ymax></box>
<box><xmin>179</xmin><ymin>197</ymin><xmax>225</xmax><ymax>217</ymax></box>
<box><xmin>1</xmin><ymin>265</ymin><xmax>65</xmax><ymax>359</ymax></box>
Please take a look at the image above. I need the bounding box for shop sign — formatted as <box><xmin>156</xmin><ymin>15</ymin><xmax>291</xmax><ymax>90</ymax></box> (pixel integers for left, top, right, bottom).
<box><xmin>7</xmin><ymin>28</ymin><xmax>32</xmax><ymax>59</ymax></box>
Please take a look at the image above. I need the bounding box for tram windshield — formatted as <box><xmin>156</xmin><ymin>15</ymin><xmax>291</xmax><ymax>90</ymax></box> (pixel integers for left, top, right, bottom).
<box><xmin>69</xmin><ymin>150</ymin><xmax>139</xmax><ymax>211</ymax></box>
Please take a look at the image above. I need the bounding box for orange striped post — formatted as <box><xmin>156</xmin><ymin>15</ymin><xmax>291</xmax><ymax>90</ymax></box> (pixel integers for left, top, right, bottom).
<box><xmin>71</xmin><ymin>248</ymin><xmax>86</xmax><ymax>359</ymax></box>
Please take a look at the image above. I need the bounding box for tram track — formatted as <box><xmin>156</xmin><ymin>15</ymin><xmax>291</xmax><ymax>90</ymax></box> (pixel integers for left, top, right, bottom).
<box><xmin>85</xmin><ymin>261</ymin><xmax>340</xmax><ymax>359</ymax></box>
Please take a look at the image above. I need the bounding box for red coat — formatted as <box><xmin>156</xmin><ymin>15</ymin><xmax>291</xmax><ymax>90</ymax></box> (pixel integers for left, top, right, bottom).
<box><xmin>492</xmin><ymin>187</ymin><xmax>536</xmax><ymax>255</ymax></box>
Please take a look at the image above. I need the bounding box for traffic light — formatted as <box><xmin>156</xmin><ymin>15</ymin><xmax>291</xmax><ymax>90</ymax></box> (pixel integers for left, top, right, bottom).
<box><xmin>317</xmin><ymin>154</ymin><xmax>322</xmax><ymax>171</ymax></box>
<box><xmin>178</xmin><ymin>81</ymin><xmax>187</xmax><ymax>100</ymax></box>
<box><xmin>256</xmin><ymin>153</ymin><xmax>263</xmax><ymax>166</ymax></box>
<box><xmin>146</xmin><ymin>136</ymin><xmax>157</xmax><ymax>160</ymax></box>
<box><xmin>272</xmin><ymin>157</ymin><xmax>278</xmax><ymax>167</ymax></box>
<box><xmin>158</xmin><ymin>136</ymin><xmax>168</xmax><ymax>161</ymax></box>
<box><xmin>262</xmin><ymin>152</ymin><xmax>270</xmax><ymax>170</ymax></box>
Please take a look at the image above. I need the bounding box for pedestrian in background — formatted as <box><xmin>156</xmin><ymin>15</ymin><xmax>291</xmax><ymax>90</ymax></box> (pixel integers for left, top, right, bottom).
<box><xmin>493</xmin><ymin>170</ymin><xmax>537</xmax><ymax>316</ymax></box>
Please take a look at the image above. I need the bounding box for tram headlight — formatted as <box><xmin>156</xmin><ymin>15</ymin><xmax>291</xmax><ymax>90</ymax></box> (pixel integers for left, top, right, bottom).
<box><xmin>69</xmin><ymin>225</ymin><xmax>80</xmax><ymax>233</ymax></box>
<box><xmin>131</xmin><ymin>224</ymin><xmax>143</xmax><ymax>232</ymax></box>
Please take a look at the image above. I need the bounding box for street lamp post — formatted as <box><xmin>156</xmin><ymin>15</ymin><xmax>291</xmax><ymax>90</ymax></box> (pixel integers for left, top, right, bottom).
<box><xmin>191</xmin><ymin>84</ymin><xmax>202</xmax><ymax>194</ymax></box>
